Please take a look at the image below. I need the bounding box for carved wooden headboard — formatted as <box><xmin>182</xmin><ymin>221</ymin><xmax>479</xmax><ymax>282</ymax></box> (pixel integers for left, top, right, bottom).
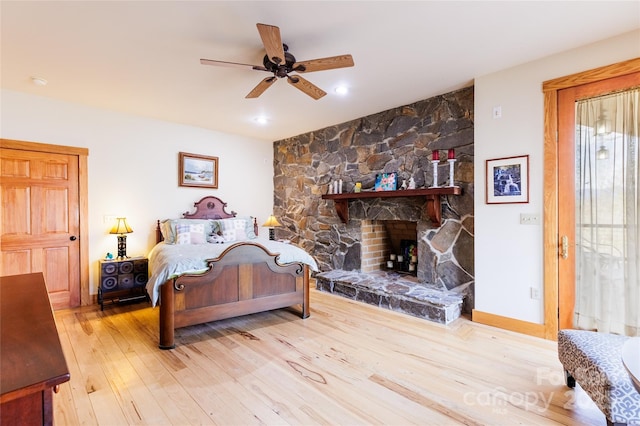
<box><xmin>155</xmin><ymin>196</ymin><xmax>258</xmax><ymax>243</ymax></box>
<box><xmin>183</xmin><ymin>196</ymin><xmax>237</xmax><ymax>220</ymax></box>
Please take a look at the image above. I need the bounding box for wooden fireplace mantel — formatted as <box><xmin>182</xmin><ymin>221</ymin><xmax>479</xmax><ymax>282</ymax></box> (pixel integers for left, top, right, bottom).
<box><xmin>321</xmin><ymin>187</ymin><xmax>462</xmax><ymax>226</ymax></box>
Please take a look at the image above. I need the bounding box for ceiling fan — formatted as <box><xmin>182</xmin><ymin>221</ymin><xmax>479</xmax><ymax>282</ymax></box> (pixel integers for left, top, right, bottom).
<box><xmin>200</xmin><ymin>23</ymin><xmax>354</xmax><ymax>100</ymax></box>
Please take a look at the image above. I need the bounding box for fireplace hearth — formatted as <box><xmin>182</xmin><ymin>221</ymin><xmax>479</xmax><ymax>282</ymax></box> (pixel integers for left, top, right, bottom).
<box><xmin>315</xmin><ymin>269</ymin><xmax>465</xmax><ymax>324</ymax></box>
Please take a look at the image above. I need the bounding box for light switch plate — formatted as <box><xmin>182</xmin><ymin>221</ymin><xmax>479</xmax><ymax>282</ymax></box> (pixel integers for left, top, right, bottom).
<box><xmin>520</xmin><ymin>213</ymin><xmax>540</xmax><ymax>225</ymax></box>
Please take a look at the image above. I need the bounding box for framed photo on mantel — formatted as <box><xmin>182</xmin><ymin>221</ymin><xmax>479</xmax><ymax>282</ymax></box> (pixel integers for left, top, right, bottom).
<box><xmin>486</xmin><ymin>155</ymin><xmax>529</xmax><ymax>204</ymax></box>
<box><xmin>179</xmin><ymin>152</ymin><xmax>218</xmax><ymax>189</ymax></box>
<box><xmin>374</xmin><ymin>172</ymin><xmax>398</xmax><ymax>191</ymax></box>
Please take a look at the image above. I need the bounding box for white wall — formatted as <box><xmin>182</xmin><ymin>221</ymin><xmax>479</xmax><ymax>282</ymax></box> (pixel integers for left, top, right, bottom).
<box><xmin>474</xmin><ymin>30</ymin><xmax>640</xmax><ymax>324</ymax></box>
<box><xmin>1</xmin><ymin>90</ymin><xmax>274</xmax><ymax>295</ymax></box>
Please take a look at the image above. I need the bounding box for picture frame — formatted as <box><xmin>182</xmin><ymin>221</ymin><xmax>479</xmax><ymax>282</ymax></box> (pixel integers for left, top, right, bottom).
<box><xmin>486</xmin><ymin>155</ymin><xmax>529</xmax><ymax>204</ymax></box>
<box><xmin>179</xmin><ymin>152</ymin><xmax>218</xmax><ymax>188</ymax></box>
<box><xmin>374</xmin><ymin>172</ymin><xmax>398</xmax><ymax>191</ymax></box>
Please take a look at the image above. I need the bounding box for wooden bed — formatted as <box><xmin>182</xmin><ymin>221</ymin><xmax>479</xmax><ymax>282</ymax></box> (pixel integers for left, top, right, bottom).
<box><xmin>153</xmin><ymin>196</ymin><xmax>310</xmax><ymax>349</ymax></box>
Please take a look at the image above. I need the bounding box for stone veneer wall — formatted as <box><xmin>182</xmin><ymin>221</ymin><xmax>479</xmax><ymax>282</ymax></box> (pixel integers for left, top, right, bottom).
<box><xmin>273</xmin><ymin>86</ymin><xmax>475</xmax><ymax>310</ymax></box>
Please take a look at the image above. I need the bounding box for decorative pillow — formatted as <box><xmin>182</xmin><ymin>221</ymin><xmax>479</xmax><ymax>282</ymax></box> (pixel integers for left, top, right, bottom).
<box><xmin>160</xmin><ymin>219</ymin><xmax>217</xmax><ymax>244</ymax></box>
<box><xmin>207</xmin><ymin>234</ymin><xmax>226</xmax><ymax>244</ymax></box>
<box><xmin>215</xmin><ymin>216</ymin><xmax>256</xmax><ymax>242</ymax></box>
<box><xmin>160</xmin><ymin>219</ymin><xmax>174</xmax><ymax>243</ymax></box>
<box><xmin>175</xmin><ymin>223</ymin><xmax>206</xmax><ymax>245</ymax></box>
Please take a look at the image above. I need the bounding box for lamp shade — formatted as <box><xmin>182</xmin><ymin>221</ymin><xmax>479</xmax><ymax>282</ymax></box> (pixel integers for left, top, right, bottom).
<box><xmin>109</xmin><ymin>217</ymin><xmax>133</xmax><ymax>235</ymax></box>
<box><xmin>262</xmin><ymin>215</ymin><xmax>282</xmax><ymax>228</ymax></box>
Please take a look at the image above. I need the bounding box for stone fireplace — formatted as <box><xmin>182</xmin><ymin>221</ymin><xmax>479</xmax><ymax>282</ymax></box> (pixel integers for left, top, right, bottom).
<box><xmin>313</xmin><ymin>193</ymin><xmax>474</xmax><ymax>324</ymax></box>
<box><xmin>272</xmin><ymin>86</ymin><xmax>475</xmax><ymax>324</ymax></box>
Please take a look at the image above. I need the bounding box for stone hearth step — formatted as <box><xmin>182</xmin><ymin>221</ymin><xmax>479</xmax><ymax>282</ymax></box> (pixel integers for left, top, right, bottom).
<box><xmin>315</xmin><ymin>270</ymin><xmax>464</xmax><ymax>325</ymax></box>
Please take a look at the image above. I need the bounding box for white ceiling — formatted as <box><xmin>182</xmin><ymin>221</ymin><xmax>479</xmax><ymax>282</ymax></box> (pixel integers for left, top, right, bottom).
<box><xmin>2</xmin><ymin>1</ymin><xmax>639</xmax><ymax>142</ymax></box>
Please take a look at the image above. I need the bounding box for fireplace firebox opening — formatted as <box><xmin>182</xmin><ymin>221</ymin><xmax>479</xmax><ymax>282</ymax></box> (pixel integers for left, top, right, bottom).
<box><xmin>360</xmin><ymin>220</ymin><xmax>418</xmax><ymax>275</ymax></box>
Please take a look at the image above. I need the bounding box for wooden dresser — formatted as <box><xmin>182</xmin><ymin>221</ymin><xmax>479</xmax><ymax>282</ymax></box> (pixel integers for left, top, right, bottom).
<box><xmin>0</xmin><ymin>273</ymin><xmax>70</xmax><ymax>425</ymax></box>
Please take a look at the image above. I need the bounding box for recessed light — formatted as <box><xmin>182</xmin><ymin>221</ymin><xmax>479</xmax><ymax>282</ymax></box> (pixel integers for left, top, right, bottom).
<box><xmin>31</xmin><ymin>76</ymin><xmax>48</xmax><ymax>86</ymax></box>
<box><xmin>254</xmin><ymin>116</ymin><xmax>268</xmax><ymax>125</ymax></box>
<box><xmin>334</xmin><ymin>85</ymin><xmax>349</xmax><ymax>96</ymax></box>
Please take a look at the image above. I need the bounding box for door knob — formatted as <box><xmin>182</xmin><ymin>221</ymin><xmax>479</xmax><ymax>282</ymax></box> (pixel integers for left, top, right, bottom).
<box><xmin>561</xmin><ymin>235</ymin><xmax>569</xmax><ymax>259</ymax></box>
<box><xmin>69</xmin><ymin>236</ymin><xmax>77</xmax><ymax>241</ymax></box>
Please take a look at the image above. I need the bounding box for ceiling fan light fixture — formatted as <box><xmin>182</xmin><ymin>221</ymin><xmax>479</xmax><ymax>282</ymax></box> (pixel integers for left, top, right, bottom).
<box><xmin>202</xmin><ymin>23</ymin><xmax>354</xmax><ymax>100</ymax></box>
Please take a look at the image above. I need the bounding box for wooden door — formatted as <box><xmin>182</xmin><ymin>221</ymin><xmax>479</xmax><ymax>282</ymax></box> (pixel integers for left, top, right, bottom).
<box><xmin>1</xmin><ymin>145</ymin><xmax>84</xmax><ymax>309</ymax></box>
<box><xmin>557</xmin><ymin>71</ymin><xmax>640</xmax><ymax>329</ymax></box>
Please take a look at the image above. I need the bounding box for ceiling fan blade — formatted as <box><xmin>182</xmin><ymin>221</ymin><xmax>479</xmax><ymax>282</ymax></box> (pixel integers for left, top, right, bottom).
<box><xmin>294</xmin><ymin>54</ymin><xmax>354</xmax><ymax>73</ymax></box>
<box><xmin>246</xmin><ymin>77</ymin><xmax>277</xmax><ymax>99</ymax></box>
<box><xmin>256</xmin><ymin>23</ymin><xmax>285</xmax><ymax>65</ymax></box>
<box><xmin>200</xmin><ymin>59</ymin><xmax>268</xmax><ymax>72</ymax></box>
<box><xmin>287</xmin><ymin>75</ymin><xmax>326</xmax><ymax>100</ymax></box>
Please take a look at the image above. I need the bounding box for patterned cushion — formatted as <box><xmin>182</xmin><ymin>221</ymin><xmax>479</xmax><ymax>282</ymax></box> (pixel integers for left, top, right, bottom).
<box><xmin>215</xmin><ymin>217</ymin><xmax>256</xmax><ymax>242</ymax></box>
<box><xmin>558</xmin><ymin>329</ymin><xmax>640</xmax><ymax>424</ymax></box>
<box><xmin>160</xmin><ymin>219</ymin><xmax>217</xmax><ymax>244</ymax></box>
<box><xmin>175</xmin><ymin>223</ymin><xmax>206</xmax><ymax>245</ymax></box>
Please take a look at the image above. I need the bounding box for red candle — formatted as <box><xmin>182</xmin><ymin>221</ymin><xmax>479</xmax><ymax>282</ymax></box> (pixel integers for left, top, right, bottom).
<box><xmin>432</xmin><ymin>150</ymin><xmax>439</xmax><ymax>161</ymax></box>
<box><xmin>448</xmin><ymin>149</ymin><xmax>455</xmax><ymax>160</ymax></box>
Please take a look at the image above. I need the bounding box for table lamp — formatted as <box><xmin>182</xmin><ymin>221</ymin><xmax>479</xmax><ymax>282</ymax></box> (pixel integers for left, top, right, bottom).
<box><xmin>109</xmin><ymin>217</ymin><xmax>133</xmax><ymax>259</ymax></box>
<box><xmin>262</xmin><ymin>215</ymin><xmax>282</xmax><ymax>240</ymax></box>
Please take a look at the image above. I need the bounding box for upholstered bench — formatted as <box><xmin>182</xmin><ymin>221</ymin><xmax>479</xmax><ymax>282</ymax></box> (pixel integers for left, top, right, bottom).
<box><xmin>558</xmin><ymin>329</ymin><xmax>640</xmax><ymax>426</ymax></box>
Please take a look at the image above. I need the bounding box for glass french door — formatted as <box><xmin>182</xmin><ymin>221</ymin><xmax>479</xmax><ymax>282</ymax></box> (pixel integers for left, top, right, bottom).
<box><xmin>557</xmin><ymin>73</ymin><xmax>640</xmax><ymax>336</ymax></box>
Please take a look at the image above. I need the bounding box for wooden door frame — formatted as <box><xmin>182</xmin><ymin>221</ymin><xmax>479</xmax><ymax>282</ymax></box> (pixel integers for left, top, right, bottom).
<box><xmin>0</xmin><ymin>139</ymin><xmax>90</xmax><ymax>306</ymax></box>
<box><xmin>541</xmin><ymin>57</ymin><xmax>640</xmax><ymax>340</ymax></box>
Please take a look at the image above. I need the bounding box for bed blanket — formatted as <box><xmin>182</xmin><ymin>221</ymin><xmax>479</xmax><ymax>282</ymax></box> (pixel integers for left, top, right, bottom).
<box><xmin>146</xmin><ymin>238</ymin><xmax>318</xmax><ymax>306</ymax></box>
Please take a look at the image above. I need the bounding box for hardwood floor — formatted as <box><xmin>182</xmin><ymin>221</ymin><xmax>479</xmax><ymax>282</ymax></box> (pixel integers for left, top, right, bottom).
<box><xmin>53</xmin><ymin>286</ymin><xmax>604</xmax><ymax>425</ymax></box>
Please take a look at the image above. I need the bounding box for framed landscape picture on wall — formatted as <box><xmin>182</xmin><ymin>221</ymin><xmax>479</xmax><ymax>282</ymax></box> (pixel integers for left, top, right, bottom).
<box><xmin>486</xmin><ymin>155</ymin><xmax>529</xmax><ymax>204</ymax></box>
<box><xmin>179</xmin><ymin>152</ymin><xmax>218</xmax><ymax>188</ymax></box>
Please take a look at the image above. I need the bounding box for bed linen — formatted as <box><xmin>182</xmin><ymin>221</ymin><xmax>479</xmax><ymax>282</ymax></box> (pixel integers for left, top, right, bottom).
<box><xmin>147</xmin><ymin>237</ymin><xmax>318</xmax><ymax>306</ymax></box>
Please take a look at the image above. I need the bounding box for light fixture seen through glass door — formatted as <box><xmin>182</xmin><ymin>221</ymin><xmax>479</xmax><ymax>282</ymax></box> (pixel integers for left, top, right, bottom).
<box><xmin>597</xmin><ymin>144</ymin><xmax>609</xmax><ymax>160</ymax></box>
<box><xmin>595</xmin><ymin>109</ymin><xmax>611</xmax><ymax>160</ymax></box>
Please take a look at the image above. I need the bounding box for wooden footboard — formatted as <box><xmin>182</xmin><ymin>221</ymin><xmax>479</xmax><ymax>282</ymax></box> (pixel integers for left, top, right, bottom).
<box><xmin>159</xmin><ymin>242</ymin><xmax>309</xmax><ymax>349</ymax></box>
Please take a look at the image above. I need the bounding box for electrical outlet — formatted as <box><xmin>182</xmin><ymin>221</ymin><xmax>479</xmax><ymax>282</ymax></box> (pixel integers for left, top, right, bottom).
<box><xmin>530</xmin><ymin>287</ymin><xmax>540</xmax><ymax>300</ymax></box>
<box><xmin>520</xmin><ymin>213</ymin><xmax>540</xmax><ymax>225</ymax></box>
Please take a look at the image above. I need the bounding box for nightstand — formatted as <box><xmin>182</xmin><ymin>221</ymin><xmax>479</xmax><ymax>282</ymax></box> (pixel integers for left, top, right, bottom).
<box><xmin>98</xmin><ymin>256</ymin><xmax>149</xmax><ymax>310</ymax></box>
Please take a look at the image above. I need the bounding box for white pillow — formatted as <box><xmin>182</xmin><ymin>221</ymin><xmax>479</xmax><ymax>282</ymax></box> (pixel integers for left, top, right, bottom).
<box><xmin>175</xmin><ymin>223</ymin><xmax>206</xmax><ymax>245</ymax></box>
<box><xmin>215</xmin><ymin>217</ymin><xmax>256</xmax><ymax>242</ymax></box>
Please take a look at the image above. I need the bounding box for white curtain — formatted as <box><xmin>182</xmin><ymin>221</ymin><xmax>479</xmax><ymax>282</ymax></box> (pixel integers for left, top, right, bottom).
<box><xmin>574</xmin><ymin>87</ymin><xmax>640</xmax><ymax>337</ymax></box>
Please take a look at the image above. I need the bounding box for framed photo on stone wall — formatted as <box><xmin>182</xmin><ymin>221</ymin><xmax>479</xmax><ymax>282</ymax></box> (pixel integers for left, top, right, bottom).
<box><xmin>486</xmin><ymin>155</ymin><xmax>529</xmax><ymax>204</ymax></box>
<box><xmin>179</xmin><ymin>152</ymin><xmax>219</xmax><ymax>188</ymax></box>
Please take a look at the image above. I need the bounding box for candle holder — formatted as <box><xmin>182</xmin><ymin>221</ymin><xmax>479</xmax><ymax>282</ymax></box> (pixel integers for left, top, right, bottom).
<box><xmin>429</xmin><ymin>160</ymin><xmax>439</xmax><ymax>188</ymax></box>
<box><xmin>447</xmin><ymin>158</ymin><xmax>458</xmax><ymax>188</ymax></box>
